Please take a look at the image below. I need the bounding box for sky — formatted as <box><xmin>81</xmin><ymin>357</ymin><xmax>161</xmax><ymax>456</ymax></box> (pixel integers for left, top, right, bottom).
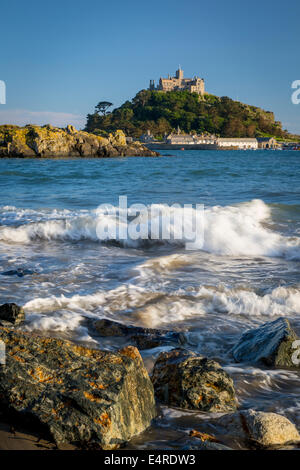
<box><xmin>0</xmin><ymin>0</ymin><xmax>300</xmax><ymax>133</ymax></box>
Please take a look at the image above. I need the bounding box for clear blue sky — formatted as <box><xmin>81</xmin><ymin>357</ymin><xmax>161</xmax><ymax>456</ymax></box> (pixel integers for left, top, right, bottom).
<box><xmin>0</xmin><ymin>0</ymin><xmax>300</xmax><ymax>133</ymax></box>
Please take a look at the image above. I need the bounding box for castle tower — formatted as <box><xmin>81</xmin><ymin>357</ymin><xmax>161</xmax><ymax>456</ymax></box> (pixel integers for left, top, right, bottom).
<box><xmin>175</xmin><ymin>67</ymin><xmax>184</xmax><ymax>80</ymax></box>
<box><xmin>149</xmin><ymin>79</ymin><xmax>155</xmax><ymax>90</ymax></box>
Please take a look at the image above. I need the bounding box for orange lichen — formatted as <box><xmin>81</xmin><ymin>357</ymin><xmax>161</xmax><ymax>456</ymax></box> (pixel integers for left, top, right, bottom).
<box><xmin>83</xmin><ymin>391</ymin><xmax>104</xmax><ymax>403</ymax></box>
<box><xmin>205</xmin><ymin>382</ymin><xmax>220</xmax><ymax>392</ymax></box>
<box><xmin>28</xmin><ymin>367</ymin><xmax>54</xmax><ymax>383</ymax></box>
<box><xmin>94</xmin><ymin>413</ymin><xmax>111</xmax><ymax>429</ymax></box>
<box><xmin>189</xmin><ymin>430</ymin><xmax>219</xmax><ymax>442</ymax></box>
<box><xmin>195</xmin><ymin>395</ymin><xmax>203</xmax><ymax>404</ymax></box>
<box><xmin>119</xmin><ymin>346</ymin><xmax>141</xmax><ymax>362</ymax></box>
<box><xmin>88</xmin><ymin>381</ymin><xmax>106</xmax><ymax>390</ymax></box>
<box><xmin>9</xmin><ymin>353</ymin><xmax>25</xmax><ymax>363</ymax></box>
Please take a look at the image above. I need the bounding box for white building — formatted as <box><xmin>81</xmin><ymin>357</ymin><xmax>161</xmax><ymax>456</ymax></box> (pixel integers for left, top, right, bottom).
<box><xmin>217</xmin><ymin>138</ymin><xmax>258</xmax><ymax>149</ymax></box>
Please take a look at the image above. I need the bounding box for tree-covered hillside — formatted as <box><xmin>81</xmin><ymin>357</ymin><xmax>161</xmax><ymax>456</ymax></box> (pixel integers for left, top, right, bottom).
<box><xmin>85</xmin><ymin>90</ymin><xmax>291</xmax><ymax>139</ymax></box>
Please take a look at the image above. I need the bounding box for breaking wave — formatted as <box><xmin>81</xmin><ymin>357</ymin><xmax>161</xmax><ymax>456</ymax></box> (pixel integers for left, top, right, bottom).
<box><xmin>1</xmin><ymin>199</ymin><xmax>300</xmax><ymax>259</ymax></box>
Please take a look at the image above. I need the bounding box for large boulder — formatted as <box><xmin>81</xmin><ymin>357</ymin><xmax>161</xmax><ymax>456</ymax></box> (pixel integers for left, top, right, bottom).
<box><xmin>0</xmin><ymin>328</ymin><xmax>156</xmax><ymax>449</ymax></box>
<box><xmin>0</xmin><ymin>303</ymin><xmax>25</xmax><ymax>325</ymax></box>
<box><xmin>213</xmin><ymin>410</ymin><xmax>300</xmax><ymax>447</ymax></box>
<box><xmin>94</xmin><ymin>318</ymin><xmax>185</xmax><ymax>350</ymax></box>
<box><xmin>151</xmin><ymin>348</ymin><xmax>237</xmax><ymax>412</ymax></box>
<box><xmin>109</xmin><ymin>129</ymin><xmax>127</xmax><ymax>146</ymax></box>
<box><xmin>232</xmin><ymin>317</ymin><xmax>300</xmax><ymax>368</ymax></box>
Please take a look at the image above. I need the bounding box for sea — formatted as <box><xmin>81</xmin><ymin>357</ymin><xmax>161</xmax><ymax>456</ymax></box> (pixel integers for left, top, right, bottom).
<box><xmin>0</xmin><ymin>149</ymin><xmax>299</xmax><ymax>449</ymax></box>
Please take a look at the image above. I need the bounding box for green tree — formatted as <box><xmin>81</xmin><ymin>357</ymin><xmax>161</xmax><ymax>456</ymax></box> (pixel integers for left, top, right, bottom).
<box><xmin>95</xmin><ymin>101</ymin><xmax>113</xmax><ymax>116</ymax></box>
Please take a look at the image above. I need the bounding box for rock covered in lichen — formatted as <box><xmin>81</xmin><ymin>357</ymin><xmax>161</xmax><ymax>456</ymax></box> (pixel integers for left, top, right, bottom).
<box><xmin>0</xmin><ymin>303</ymin><xmax>25</xmax><ymax>325</ymax></box>
<box><xmin>0</xmin><ymin>328</ymin><xmax>156</xmax><ymax>449</ymax></box>
<box><xmin>151</xmin><ymin>348</ymin><xmax>237</xmax><ymax>412</ymax></box>
<box><xmin>108</xmin><ymin>129</ymin><xmax>127</xmax><ymax>146</ymax></box>
<box><xmin>0</xmin><ymin>125</ymin><xmax>159</xmax><ymax>158</ymax></box>
<box><xmin>232</xmin><ymin>317</ymin><xmax>300</xmax><ymax>368</ymax></box>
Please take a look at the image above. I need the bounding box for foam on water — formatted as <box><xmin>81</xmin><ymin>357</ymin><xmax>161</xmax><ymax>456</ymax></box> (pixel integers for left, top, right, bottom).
<box><xmin>1</xmin><ymin>199</ymin><xmax>300</xmax><ymax>259</ymax></box>
<box><xmin>23</xmin><ymin>282</ymin><xmax>300</xmax><ymax>330</ymax></box>
<box><xmin>24</xmin><ymin>311</ymin><xmax>96</xmax><ymax>343</ymax></box>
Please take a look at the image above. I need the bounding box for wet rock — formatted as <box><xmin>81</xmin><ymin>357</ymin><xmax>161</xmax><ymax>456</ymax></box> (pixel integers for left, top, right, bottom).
<box><xmin>151</xmin><ymin>348</ymin><xmax>237</xmax><ymax>412</ymax></box>
<box><xmin>182</xmin><ymin>442</ymin><xmax>233</xmax><ymax>450</ymax></box>
<box><xmin>1</xmin><ymin>268</ymin><xmax>35</xmax><ymax>278</ymax></box>
<box><xmin>213</xmin><ymin>410</ymin><xmax>300</xmax><ymax>447</ymax></box>
<box><xmin>0</xmin><ymin>328</ymin><xmax>156</xmax><ymax>449</ymax></box>
<box><xmin>94</xmin><ymin>318</ymin><xmax>185</xmax><ymax>350</ymax></box>
<box><xmin>232</xmin><ymin>317</ymin><xmax>300</xmax><ymax>368</ymax></box>
<box><xmin>0</xmin><ymin>303</ymin><xmax>25</xmax><ymax>325</ymax></box>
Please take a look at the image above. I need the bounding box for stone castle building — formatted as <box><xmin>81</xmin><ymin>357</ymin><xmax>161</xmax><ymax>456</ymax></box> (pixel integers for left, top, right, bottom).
<box><xmin>149</xmin><ymin>68</ymin><xmax>205</xmax><ymax>95</ymax></box>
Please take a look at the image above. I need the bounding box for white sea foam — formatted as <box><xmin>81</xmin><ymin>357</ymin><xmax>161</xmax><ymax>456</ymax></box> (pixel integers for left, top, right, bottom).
<box><xmin>1</xmin><ymin>199</ymin><xmax>300</xmax><ymax>259</ymax></box>
<box><xmin>23</xmin><ymin>282</ymin><xmax>300</xmax><ymax>328</ymax></box>
<box><xmin>24</xmin><ymin>311</ymin><xmax>97</xmax><ymax>343</ymax></box>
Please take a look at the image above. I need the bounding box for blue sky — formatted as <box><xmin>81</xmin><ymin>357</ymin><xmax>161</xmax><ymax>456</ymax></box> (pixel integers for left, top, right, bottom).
<box><xmin>0</xmin><ymin>0</ymin><xmax>300</xmax><ymax>133</ymax></box>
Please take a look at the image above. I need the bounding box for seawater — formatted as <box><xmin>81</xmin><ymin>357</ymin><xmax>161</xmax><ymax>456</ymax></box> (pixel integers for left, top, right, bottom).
<box><xmin>0</xmin><ymin>150</ymin><xmax>299</xmax><ymax>448</ymax></box>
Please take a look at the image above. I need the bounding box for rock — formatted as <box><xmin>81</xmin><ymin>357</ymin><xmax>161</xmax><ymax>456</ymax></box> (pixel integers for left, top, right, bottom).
<box><xmin>182</xmin><ymin>442</ymin><xmax>233</xmax><ymax>450</ymax></box>
<box><xmin>189</xmin><ymin>429</ymin><xmax>219</xmax><ymax>442</ymax></box>
<box><xmin>0</xmin><ymin>303</ymin><xmax>25</xmax><ymax>324</ymax></box>
<box><xmin>94</xmin><ymin>318</ymin><xmax>185</xmax><ymax>350</ymax></box>
<box><xmin>151</xmin><ymin>348</ymin><xmax>237</xmax><ymax>412</ymax></box>
<box><xmin>66</xmin><ymin>125</ymin><xmax>77</xmax><ymax>134</ymax></box>
<box><xmin>1</xmin><ymin>268</ymin><xmax>35</xmax><ymax>277</ymax></box>
<box><xmin>109</xmin><ymin>129</ymin><xmax>127</xmax><ymax>146</ymax></box>
<box><xmin>232</xmin><ymin>317</ymin><xmax>300</xmax><ymax>368</ymax></box>
<box><xmin>0</xmin><ymin>328</ymin><xmax>156</xmax><ymax>449</ymax></box>
<box><xmin>0</xmin><ymin>125</ymin><xmax>159</xmax><ymax>158</ymax></box>
<box><xmin>213</xmin><ymin>410</ymin><xmax>300</xmax><ymax>447</ymax></box>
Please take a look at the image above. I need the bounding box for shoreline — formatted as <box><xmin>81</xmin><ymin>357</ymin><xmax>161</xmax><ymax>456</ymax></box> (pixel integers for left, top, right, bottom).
<box><xmin>0</xmin><ymin>125</ymin><xmax>160</xmax><ymax>159</ymax></box>
<box><xmin>1</xmin><ymin>311</ymin><xmax>300</xmax><ymax>451</ymax></box>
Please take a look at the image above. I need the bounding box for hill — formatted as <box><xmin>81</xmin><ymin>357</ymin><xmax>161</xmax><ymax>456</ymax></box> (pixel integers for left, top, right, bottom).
<box><xmin>85</xmin><ymin>90</ymin><xmax>296</xmax><ymax>140</ymax></box>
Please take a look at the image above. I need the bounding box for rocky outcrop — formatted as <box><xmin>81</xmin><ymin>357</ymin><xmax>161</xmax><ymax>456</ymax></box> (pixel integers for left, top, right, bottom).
<box><xmin>151</xmin><ymin>348</ymin><xmax>237</xmax><ymax>412</ymax></box>
<box><xmin>212</xmin><ymin>410</ymin><xmax>300</xmax><ymax>447</ymax></box>
<box><xmin>0</xmin><ymin>303</ymin><xmax>25</xmax><ymax>325</ymax></box>
<box><xmin>0</xmin><ymin>328</ymin><xmax>156</xmax><ymax>449</ymax></box>
<box><xmin>232</xmin><ymin>317</ymin><xmax>300</xmax><ymax>368</ymax></box>
<box><xmin>0</xmin><ymin>125</ymin><xmax>159</xmax><ymax>158</ymax></box>
<box><xmin>93</xmin><ymin>318</ymin><xmax>186</xmax><ymax>350</ymax></box>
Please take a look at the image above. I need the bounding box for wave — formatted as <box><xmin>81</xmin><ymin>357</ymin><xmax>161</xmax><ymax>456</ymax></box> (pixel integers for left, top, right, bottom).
<box><xmin>23</xmin><ymin>283</ymin><xmax>300</xmax><ymax>329</ymax></box>
<box><xmin>1</xmin><ymin>200</ymin><xmax>300</xmax><ymax>259</ymax></box>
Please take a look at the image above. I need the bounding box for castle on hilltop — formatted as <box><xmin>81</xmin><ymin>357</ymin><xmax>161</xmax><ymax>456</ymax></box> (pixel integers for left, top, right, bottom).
<box><xmin>149</xmin><ymin>67</ymin><xmax>205</xmax><ymax>95</ymax></box>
